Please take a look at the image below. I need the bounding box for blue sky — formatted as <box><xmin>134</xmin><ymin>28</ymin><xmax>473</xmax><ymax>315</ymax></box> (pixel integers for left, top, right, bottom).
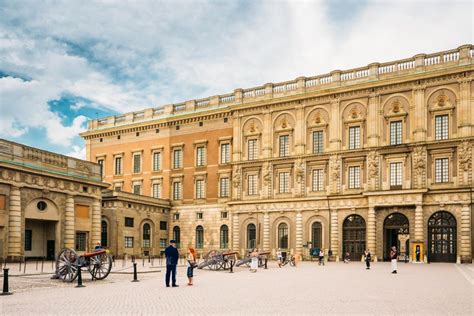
<box><xmin>0</xmin><ymin>0</ymin><xmax>472</xmax><ymax>158</ymax></box>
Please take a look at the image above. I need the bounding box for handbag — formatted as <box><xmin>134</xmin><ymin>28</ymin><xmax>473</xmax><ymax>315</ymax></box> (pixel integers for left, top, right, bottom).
<box><xmin>188</xmin><ymin>260</ymin><xmax>198</xmax><ymax>269</ymax></box>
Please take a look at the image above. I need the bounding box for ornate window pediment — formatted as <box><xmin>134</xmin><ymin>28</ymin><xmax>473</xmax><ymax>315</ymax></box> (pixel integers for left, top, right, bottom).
<box><xmin>384</xmin><ymin>99</ymin><xmax>408</xmax><ymax>119</ymax></box>
<box><xmin>343</xmin><ymin>104</ymin><xmax>366</xmax><ymax>124</ymax></box>
<box><xmin>307</xmin><ymin>110</ymin><xmax>328</xmax><ymax>128</ymax></box>
<box><xmin>429</xmin><ymin>91</ymin><xmax>455</xmax><ymax>113</ymax></box>
<box><xmin>274</xmin><ymin>114</ymin><xmax>294</xmax><ymax>132</ymax></box>
<box><xmin>243</xmin><ymin>118</ymin><xmax>262</xmax><ymax>136</ymax></box>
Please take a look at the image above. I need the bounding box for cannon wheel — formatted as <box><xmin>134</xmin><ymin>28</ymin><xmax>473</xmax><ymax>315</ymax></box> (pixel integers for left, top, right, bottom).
<box><xmin>88</xmin><ymin>253</ymin><xmax>112</xmax><ymax>280</ymax></box>
<box><xmin>222</xmin><ymin>253</ymin><xmax>237</xmax><ymax>270</ymax></box>
<box><xmin>206</xmin><ymin>250</ymin><xmax>222</xmax><ymax>270</ymax></box>
<box><xmin>56</xmin><ymin>248</ymin><xmax>79</xmax><ymax>282</ymax></box>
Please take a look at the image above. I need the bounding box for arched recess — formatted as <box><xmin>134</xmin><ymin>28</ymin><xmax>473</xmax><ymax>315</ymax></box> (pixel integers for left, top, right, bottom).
<box><xmin>272</xmin><ymin>216</ymin><xmax>292</xmax><ymax>251</ymax></box>
<box><xmin>428</xmin><ymin>211</ymin><xmax>457</xmax><ymax>263</ymax></box>
<box><xmin>139</xmin><ymin>219</ymin><xmax>154</xmax><ymax>251</ymax></box>
<box><xmin>341</xmin><ymin>102</ymin><xmax>367</xmax><ymax>149</ymax></box>
<box><xmin>381</xmin><ymin>95</ymin><xmax>411</xmax><ymax>145</ymax></box>
<box><xmin>172</xmin><ymin>226</ymin><xmax>181</xmax><ymax>248</ymax></box>
<box><xmin>383</xmin><ymin>213</ymin><xmax>409</xmax><ymax>260</ymax></box>
<box><xmin>426</xmin><ymin>88</ymin><xmax>458</xmax><ymax>140</ymax></box>
<box><xmin>342</xmin><ymin>214</ymin><xmax>366</xmax><ymax>260</ymax></box>
<box><xmin>273</xmin><ymin>112</ymin><xmax>296</xmax><ymax>157</ymax></box>
<box><xmin>101</xmin><ymin>217</ymin><xmax>110</xmax><ymax>248</ymax></box>
<box><xmin>220</xmin><ymin>225</ymin><xmax>229</xmax><ymax>249</ymax></box>
<box><xmin>242</xmin><ymin>117</ymin><xmax>263</xmax><ymax>160</ymax></box>
<box><xmin>306</xmin><ymin>107</ymin><xmax>330</xmax><ymax>154</ymax></box>
<box><xmin>195</xmin><ymin>225</ymin><xmax>204</xmax><ymax>249</ymax></box>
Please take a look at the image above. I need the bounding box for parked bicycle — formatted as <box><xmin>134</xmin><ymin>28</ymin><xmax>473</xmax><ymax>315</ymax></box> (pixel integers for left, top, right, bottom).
<box><xmin>278</xmin><ymin>252</ymin><xmax>296</xmax><ymax>267</ymax></box>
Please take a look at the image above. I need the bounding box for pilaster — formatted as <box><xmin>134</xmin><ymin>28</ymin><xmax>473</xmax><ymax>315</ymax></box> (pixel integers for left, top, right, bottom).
<box><xmin>7</xmin><ymin>185</ymin><xmax>22</xmax><ymax>259</ymax></box>
<box><xmin>295</xmin><ymin>211</ymin><xmax>303</xmax><ymax>255</ymax></box>
<box><xmin>367</xmin><ymin>93</ymin><xmax>380</xmax><ymax>147</ymax></box>
<box><xmin>232</xmin><ymin>213</ymin><xmax>240</xmax><ymax>253</ymax></box>
<box><xmin>91</xmin><ymin>198</ymin><xmax>101</xmax><ymax>247</ymax></box>
<box><xmin>64</xmin><ymin>194</ymin><xmax>75</xmax><ymax>249</ymax></box>
<box><xmin>330</xmin><ymin>209</ymin><xmax>339</xmax><ymax>259</ymax></box>
<box><xmin>414</xmin><ymin>204</ymin><xmax>424</xmax><ymax>242</ymax></box>
<box><xmin>263</xmin><ymin>212</ymin><xmax>270</xmax><ymax>252</ymax></box>
<box><xmin>367</xmin><ymin>207</ymin><xmax>376</xmax><ymax>261</ymax></box>
<box><xmin>460</xmin><ymin>204</ymin><xmax>472</xmax><ymax>263</ymax></box>
<box><xmin>412</xmin><ymin>85</ymin><xmax>427</xmax><ymax>142</ymax></box>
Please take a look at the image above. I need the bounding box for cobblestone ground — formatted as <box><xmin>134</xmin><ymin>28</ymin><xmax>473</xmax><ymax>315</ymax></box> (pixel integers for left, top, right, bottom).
<box><xmin>1</xmin><ymin>261</ymin><xmax>472</xmax><ymax>315</ymax></box>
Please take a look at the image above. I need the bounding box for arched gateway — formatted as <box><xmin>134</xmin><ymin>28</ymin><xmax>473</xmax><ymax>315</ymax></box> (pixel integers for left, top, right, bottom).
<box><xmin>383</xmin><ymin>213</ymin><xmax>409</xmax><ymax>261</ymax></box>
<box><xmin>343</xmin><ymin>215</ymin><xmax>366</xmax><ymax>261</ymax></box>
<box><xmin>428</xmin><ymin>211</ymin><xmax>457</xmax><ymax>263</ymax></box>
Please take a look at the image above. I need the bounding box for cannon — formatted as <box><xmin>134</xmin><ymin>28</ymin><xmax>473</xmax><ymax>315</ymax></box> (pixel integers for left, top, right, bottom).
<box><xmin>197</xmin><ymin>250</ymin><xmax>238</xmax><ymax>271</ymax></box>
<box><xmin>55</xmin><ymin>248</ymin><xmax>113</xmax><ymax>282</ymax></box>
<box><xmin>235</xmin><ymin>251</ymin><xmax>270</xmax><ymax>268</ymax></box>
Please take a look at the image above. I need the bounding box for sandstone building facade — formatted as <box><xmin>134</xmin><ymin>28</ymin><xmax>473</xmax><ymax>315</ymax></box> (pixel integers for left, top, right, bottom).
<box><xmin>82</xmin><ymin>45</ymin><xmax>474</xmax><ymax>263</ymax></box>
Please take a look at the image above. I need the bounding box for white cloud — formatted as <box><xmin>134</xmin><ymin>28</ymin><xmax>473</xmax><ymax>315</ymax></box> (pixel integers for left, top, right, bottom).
<box><xmin>66</xmin><ymin>145</ymin><xmax>86</xmax><ymax>160</ymax></box>
<box><xmin>0</xmin><ymin>0</ymin><xmax>471</xmax><ymax>155</ymax></box>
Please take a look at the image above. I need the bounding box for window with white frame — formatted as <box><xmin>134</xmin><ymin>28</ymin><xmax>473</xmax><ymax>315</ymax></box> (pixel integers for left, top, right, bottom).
<box><xmin>279</xmin><ymin>135</ymin><xmax>290</xmax><ymax>157</ymax></box>
<box><xmin>312</xmin><ymin>169</ymin><xmax>324</xmax><ymax>191</ymax></box>
<box><xmin>312</xmin><ymin>131</ymin><xmax>324</xmax><ymax>154</ymax></box>
<box><xmin>114</xmin><ymin>182</ymin><xmax>122</xmax><ymax>191</ymax></box>
<box><xmin>219</xmin><ymin>177</ymin><xmax>230</xmax><ymax>198</ymax></box>
<box><xmin>247</xmin><ymin>174</ymin><xmax>258</xmax><ymax>195</ymax></box>
<box><xmin>390</xmin><ymin>121</ymin><xmax>402</xmax><ymax>145</ymax></box>
<box><xmin>248</xmin><ymin>139</ymin><xmax>258</xmax><ymax>160</ymax></box>
<box><xmin>435</xmin><ymin>115</ymin><xmax>449</xmax><ymax>140</ymax></box>
<box><xmin>173</xmin><ymin>149</ymin><xmax>183</xmax><ymax>169</ymax></box>
<box><xmin>195</xmin><ymin>179</ymin><xmax>205</xmax><ymax>199</ymax></box>
<box><xmin>153</xmin><ymin>152</ymin><xmax>161</xmax><ymax>171</ymax></box>
<box><xmin>114</xmin><ymin>156</ymin><xmax>122</xmax><ymax>175</ymax></box>
<box><xmin>390</xmin><ymin>162</ymin><xmax>402</xmax><ymax>189</ymax></box>
<box><xmin>152</xmin><ymin>182</ymin><xmax>162</xmax><ymax>198</ymax></box>
<box><xmin>348</xmin><ymin>126</ymin><xmax>361</xmax><ymax>149</ymax></box>
<box><xmin>348</xmin><ymin>166</ymin><xmax>361</xmax><ymax>189</ymax></box>
<box><xmin>220</xmin><ymin>143</ymin><xmax>230</xmax><ymax>164</ymax></box>
<box><xmin>133</xmin><ymin>153</ymin><xmax>141</xmax><ymax>173</ymax></box>
<box><xmin>435</xmin><ymin>158</ymin><xmax>449</xmax><ymax>183</ymax></box>
<box><xmin>97</xmin><ymin>159</ymin><xmax>104</xmax><ymax>177</ymax></box>
<box><xmin>132</xmin><ymin>182</ymin><xmax>142</xmax><ymax>195</ymax></box>
<box><xmin>124</xmin><ymin>236</ymin><xmax>134</xmax><ymax>248</ymax></box>
<box><xmin>278</xmin><ymin>172</ymin><xmax>290</xmax><ymax>193</ymax></box>
<box><xmin>196</xmin><ymin>146</ymin><xmax>206</xmax><ymax>167</ymax></box>
<box><xmin>173</xmin><ymin>181</ymin><xmax>182</xmax><ymax>200</ymax></box>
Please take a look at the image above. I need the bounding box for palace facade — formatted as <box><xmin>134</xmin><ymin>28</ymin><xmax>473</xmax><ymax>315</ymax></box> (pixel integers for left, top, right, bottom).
<box><xmin>82</xmin><ymin>45</ymin><xmax>474</xmax><ymax>263</ymax></box>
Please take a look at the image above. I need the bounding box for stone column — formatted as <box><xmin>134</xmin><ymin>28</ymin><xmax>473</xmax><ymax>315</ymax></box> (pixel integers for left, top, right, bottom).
<box><xmin>458</xmin><ymin>79</ymin><xmax>472</xmax><ymax>137</ymax></box>
<box><xmin>7</xmin><ymin>186</ymin><xmax>22</xmax><ymax>259</ymax></box>
<box><xmin>414</xmin><ymin>204</ymin><xmax>424</xmax><ymax>242</ymax></box>
<box><xmin>460</xmin><ymin>204</ymin><xmax>472</xmax><ymax>263</ymax></box>
<box><xmin>295</xmin><ymin>211</ymin><xmax>303</xmax><ymax>256</ymax></box>
<box><xmin>330</xmin><ymin>209</ymin><xmax>339</xmax><ymax>260</ymax></box>
<box><xmin>232</xmin><ymin>213</ymin><xmax>240</xmax><ymax>253</ymax></box>
<box><xmin>367</xmin><ymin>207</ymin><xmax>376</xmax><ymax>261</ymax></box>
<box><xmin>412</xmin><ymin>86</ymin><xmax>427</xmax><ymax>142</ymax></box>
<box><xmin>329</xmin><ymin>99</ymin><xmax>341</xmax><ymax>151</ymax></box>
<box><xmin>262</xmin><ymin>109</ymin><xmax>272</xmax><ymax>158</ymax></box>
<box><xmin>263</xmin><ymin>212</ymin><xmax>270</xmax><ymax>252</ymax></box>
<box><xmin>294</xmin><ymin>107</ymin><xmax>305</xmax><ymax>155</ymax></box>
<box><xmin>64</xmin><ymin>195</ymin><xmax>75</xmax><ymax>249</ymax></box>
<box><xmin>91</xmin><ymin>198</ymin><xmax>101</xmax><ymax>248</ymax></box>
<box><xmin>367</xmin><ymin>93</ymin><xmax>380</xmax><ymax>147</ymax></box>
<box><xmin>232</xmin><ymin>115</ymin><xmax>242</xmax><ymax>162</ymax></box>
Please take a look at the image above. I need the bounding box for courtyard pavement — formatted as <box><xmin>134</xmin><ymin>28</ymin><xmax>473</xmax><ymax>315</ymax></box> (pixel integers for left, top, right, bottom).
<box><xmin>0</xmin><ymin>261</ymin><xmax>473</xmax><ymax>315</ymax></box>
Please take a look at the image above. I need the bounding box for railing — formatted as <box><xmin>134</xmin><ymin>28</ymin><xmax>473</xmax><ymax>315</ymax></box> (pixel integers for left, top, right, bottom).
<box><xmin>86</xmin><ymin>45</ymin><xmax>473</xmax><ymax>130</ymax></box>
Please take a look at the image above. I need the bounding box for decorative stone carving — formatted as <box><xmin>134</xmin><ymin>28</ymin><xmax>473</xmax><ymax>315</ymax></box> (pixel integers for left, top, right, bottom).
<box><xmin>294</xmin><ymin>159</ymin><xmax>305</xmax><ymax>197</ymax></box>
<box><xmin>329</xmin><ymin>155</ymin><xmax>341</xmax><ymax>194</ymax></box>
<box><xmin>367</xmin><ymin>151</ymin><xmax>379</xmax><ymax>191</ymax></box>
<box><xmin>262</xmin><ymin>162</ymin><xmax>272</xmax><ymax>199</ymax></box>
<box><xmin>412</xmin><ymin>146</ymin><xmax>427</xmax><ymax>189</ymax></box>
<box><xmin>232</xmin><ymin>166</ymin><xmax>241</xmax><ymax>189</ymax></box>
<box><xmin>458</xmin><ymin>141</ymin><xmax>472</xmax><ymax>186</ymax></box>
<box><xmin>77</xmin><ymin>161</ymin><xmax>92</xmax><ymax>175</ymax></box>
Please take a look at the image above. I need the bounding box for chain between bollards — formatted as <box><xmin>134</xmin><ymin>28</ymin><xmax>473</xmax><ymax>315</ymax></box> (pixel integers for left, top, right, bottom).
<box><xmin>1</xmin><ymin>268</ymin><xmax>12</xmax><ymax>295</ymax></box>
<box><xmin>132</xmin><ymin>262</ymin><xmax>139</xmax><ymax>282</ymax></box>
<box><xmin>76</xmin><ymin>267</ymin><xmax>85</xmax><ymax>288</ymax></box>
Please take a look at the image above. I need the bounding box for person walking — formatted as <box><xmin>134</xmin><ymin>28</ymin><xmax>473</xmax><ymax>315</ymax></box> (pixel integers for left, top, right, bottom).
<box><xmin>344</xmin><ymin>252</ymin><xmax>351</xmax><ymax>263</ymax></box>
<box><xmin>276</xmin><ymin>248</ymin><xmax>283</xmax><ymax>268</ymax></box>
<box><xmin>186</xmin><ymin>247</ymin><xmax>197</xmax><ymax>286</ymax></box>
<box><xmin>318</xmin><ymin>250</ymin><xmax>325</xmax><ymax>266</ymax></box>
<box><xmin>250</xmin><ymin>248</ymin><xmax>258</xmax><ymax>272</ymax></box>
<box><xmin>165</xmin><ymin>240</ymin><xmax>180</xmax><ymax>287</ymax></box>
<box><xmin>364</xmin><ymin>249</ymin><xmax>372</xmax><ymax>270</ymax></box>
<box><xmin>390</xmin><ymin>246</ymin><xmax>398</xmax><ymax>274</ymax></box>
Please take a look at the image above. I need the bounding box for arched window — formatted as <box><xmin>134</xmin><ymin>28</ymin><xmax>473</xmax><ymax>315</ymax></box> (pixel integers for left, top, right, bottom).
<box><xmin>142</xmin><ymin>223</ymin><xmax>151</xmax><ymax>248</ymax></box>
<box><xmin>343</xmin><ymin>215</ymin><xmax>366</xmax><ymax>260</ymax></box>
<box><xmin>247</xmin><ymin>224</ymin><xmax>256</xmax><ymax>249</ymax></box>
<box><xmin>173</xmin><ymin>226</ymin><xmax>181</xmax><ymax>248</ymax></box>
<box><xmin>311</xmin><ymin>222</ymin><xmax>322</xmax><ymax>249</ymax></box>
<box><xmin>278</xmin><ymin>223</ymin><xmax>289</xmax><ymax>249</ymax></box>
<box><xmin>196</xmin><ymin>225</ymin><xmax>204</xmax><ymax>249</ymax></box>
<box><xmin>220</xmin><ymin>225</ymin><xmax>229</xmax><ymax>249</ymax></box>
<box><xmin>428</xmin><ymin>211</ymin><xmax>457</xmax><ymax>262</ymax></box>
<box><xmin>101</xmin><ymin>220</ymin><xmax>108</xmax><ymax>247</ymax></box>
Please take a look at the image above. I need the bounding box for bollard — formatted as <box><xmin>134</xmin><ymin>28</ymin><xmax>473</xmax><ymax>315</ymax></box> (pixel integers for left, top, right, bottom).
<box><xmin>264</xmin><ymin>258</ymin><xmax>268</xmax><ymax>269</ymax></box>
<box><xmin>19</xmin><ymin>260</ymin><xmax>22</xmax><ymax>272</ymax></box>
<box><xmin>142</xmin><ymin>256</ymin><xmax>145</xmax><ymax>267</ymax></box>
<box><xmin>229</xmin><ymin>259</ymin><xmax>234</xmax><ymax>273</ymax></box>
<box><xmin>1</xmin><ymin>268</ymin><xmax>12</xmax><ymax>295</ymax></box>
<box><xmin>41</xmin><ymin>257</ymin><xmax>44</xmax><ymax>273</ymax></box>
<box><xmin>76</xmin><ymin>267</ymin><xmax>85</xmax><ymax>288</ymax></box>
<box><xmin>23</xmin><ymin>258</ymin><xmax>26</xmax><ymax>274</ymax></box>
<box><xmin>132</xmin><ymin>262</ymin><xmax>139</xmax><ymax>282</ymax></box>
<box><xmin>148</xmin><ymin>254</ymin><xmax>151</xmax><ymax>263</ymax></box>
<box><xmin>36</xmin><ymin>258</ymin><xmax>38</xmax><ymax>271</ymax></box>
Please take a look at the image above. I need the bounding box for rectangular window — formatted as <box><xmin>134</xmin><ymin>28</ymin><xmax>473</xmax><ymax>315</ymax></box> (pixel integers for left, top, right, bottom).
<box><xmin>173</xmin><ymin>149</ymin><xmax>183</xmax><ymax>169</ymax></box>
<box><xmin>124</xmin><ymin>236</ymin><xmax>134</xmax><ymax>248</ymax></box>
<box><xmin>435</xmin><ymin>158</ymin><xmax>449</xmax><ymax>183</ymax></box>
<box><xmin>348</xmin><ymin>166</ymin><xmax>361</xmax><ymax>189</ymax></box>
<box><xmin>197</xmin><ymin>212</ymin><xmax>203</xmax><ymax>220</ymax></box>
<box><xmin>248</xmin><ymin>139</ymin><xmax>258</xmax><ymax>160</ymax></box>
<box><xmin>196</xmin><ymin>179</ymin><xmax>205</xmax><ymax>199</ymax></box>
<box><xmin>160</xmin><ymin>221</ymin><xmax>167</xmax><ymax>230</ymax></box>
<box><xmin>133</xmin><ymin>154</ymin><xmax>141</xmax><ymax>173</ymax></box>
<box><xmin>125</xmin><ymin>217</ymin><xmax>134</xmax><ymax>227</ymax></box>
<box><xmin>349</xmin><ymin>126</ymin><xmax>361</xmax><ymax>150</ymax></box>
<box><xmin>114</xmin><ymin>184</ymin><xmax>122</xmax><ymax>191</ymax></box>
<box><xmin>248</xmin><ymin>174</ymin><xmax>258</xmax><ymax>195</ymax></box>
<box><xmin>114</xmin><ymin>157</ymin><xmax>122</xmax><ymax>175</ymax></box>
<box><xmin>221</xmin><ymin>211</ymin><xmax>228</xmax><ymax>219</ymax></box>
<box><xmin>312</xmin><ymin>169</ymin><xmax>324</xmax><ymax>191</ymax></box>
<box><xmin>196</xmin><ymin>146</ymin><xmax>206</xmax><ymax>167</ymax></box>
<box><xmin>153</xmin><ymin>152</ymin><xmax>161</xmax><ymax>171</ymax></box>
<box><xmin>219</xmin><ymin>178</ymin><xmax>230</xmax><ymax>198</ymax></box>
<box><xmin>279</xmin><ymin>172</ymin><xmax>290</xmax><ymax>193</ymax></box>
<box><xmin>160</xmin><ymin>238</ymin><xmax>167</xmax><ymax>248</ymax></box>
<box><xmin>312</xmin><ymin>131</ymin><xmax>324</xmax><ymax>154</ymax></box>
<box><xmin>279</xmin><ymin>135</ymin><xmax>290</xmax><ymax>157</ymax></box>
<box><xmin>435</xmin><ymin>115</ymin><xmax>449</xmax><ymax>140</ymax></box>
<box><xmin>97</xmin><ymin>159</ymin><xmax>104</xmax><ymax>177</ymax></box>
<box><xmin>173</xmin><ymin>213</ymin><xmax>180</xmax><ymax>220</ymax></box>
<box><xmin>25</xmin><ymin>229</ymin><xmax>32</xmax><ymax>251</ymax></box>
<box><xmin>390</xmin><ymin>121</ymin><xmax>402</xmax><ymax>145</ymax></box>
<box><xmin>390</xmin><ymin>162</ymin><xmax>403</xmax><ymax>189</ymax></box>
<box><xmin>220</xmin><ymin>143</ymin><xmax>230</xmax><ymax>164</ymax></box>
<box><xmin>75</xmin><ymin>232</ymin><xmax>87</xmax><ymax>251</ymax></box>
<box><xmin>173</xmin><ymin>182</ymin><xmax>182</xmax><ymax>200</ymax></box>
<box><xmin>133</xmin><ymin>183</ymin><xmax>141</xmax><ymax>195</ymax></box>
<box><xmin>152</xmin><ymin>183</ymin><xmax>161</xmax><ymax>198</ymax></box>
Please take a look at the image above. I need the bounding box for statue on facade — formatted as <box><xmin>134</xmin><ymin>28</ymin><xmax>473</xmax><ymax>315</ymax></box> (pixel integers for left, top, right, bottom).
<box><xmin>294</xmin><ymin>159</ymin><xmax>305</xmax><ymax>184</ymax></box>
<box><xmin>367</xmin><ymin>151</ymin><xmax>379</xmax><ymax>180</ymax></box>
<box><xmin>412</xmin><ymin>146</ymin><xmax>426</xmax><ymax>177</ymax></box>
<box><xmin>232</xmin><ymin>166</ymin><xmax>241</xmax><ymax>188</ymax></box>
<box><xmin>458</xmin><ymin>141</ymin><xmax>472</xmax><ymax>172</ymax></box>
<box><xmin>263</xmin><ymin>163</ymin><xmax>272</xmax><ymax>186</ymax></box>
